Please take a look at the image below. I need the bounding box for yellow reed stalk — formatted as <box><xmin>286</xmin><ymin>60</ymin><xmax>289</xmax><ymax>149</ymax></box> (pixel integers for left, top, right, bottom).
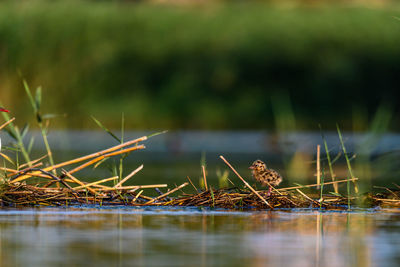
<box><xmin>0</xmin><ymin>117</ymin><xmax>15</xmax><ymax>131</ymax></box>
<box><xmin>66</xmin><ymin>145</ymin><xmax>145</xmax><ymax>176</ymax></box>
<box><xmin>114</xmin><ymin>165</ymin><xmax>143</xmax><ymax>188</ymax></box>
<box><xmin>73</xmin><ymin>176</ymin><xmax>119</xmax><ymax>190</ymax></box>
<box><xmin>99</xmin><ymin>184</ymin><xmax>168</xmax><ymax>191</ymax></box>
<box><xmin>12</xmin><ymin>144</ymin><xmax>145</xmax><ymax>183</ymax></box>
<box><xmin>278</xmin><ymin>178</ymin><xmax>359</xmax><ymax>191</ymax></box>
<box><xmin>2</xmin><ymin>166</ymin><xmax>75</xmax><ymax>183</ymax></box>
<box><xmin>145</xmin><ymin>182</ymin><xmax>188</xmax><ymax>204</ymax></box>
<box><xmin>7</xmin><ymin>162</ymin><xmax>44</xmax><ymax>178</ymax></box>
<box><xmin>202</xmin><ymin>165</ymin><xmax>208</xmax><ymax>191</ymax></box>
<box><xmin>296</xmin><ymin>189</ymin><xmax>321</xmax><ymax>205</ymax></box>
<box><xmin>62</xmin><ymin>170</ymin><xmax>97</xmax><ymax>195</ymax></box>
<box><xmin>19</xmin><ymin>154</ymin><xmax>48</xmax><ymax>169</ymax></box>
<box><xmin>132</xmin><ymin>190</ymin><xmax>144</xmax><ymax>203</ymax></box>
<box><xmin>187</xmin><ymin>176</ymin><xmax>198</xmax><ymax>192</ymax></box>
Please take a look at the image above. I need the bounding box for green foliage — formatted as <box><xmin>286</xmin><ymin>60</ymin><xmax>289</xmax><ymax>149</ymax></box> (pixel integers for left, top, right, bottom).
<box><xmin>1</xmin><ymin>2</ymin><xmax>400</xmax><ymax>129</ymax></box>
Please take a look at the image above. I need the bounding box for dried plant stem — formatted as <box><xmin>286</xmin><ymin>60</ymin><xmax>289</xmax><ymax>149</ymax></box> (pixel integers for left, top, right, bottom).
<box><xmin>316</xmin><ymin>145</ymin><xmax>321</xmax><ymax>189</ymax></box>
<box><xmin>202</xmin><ymin>165</ymin><xmax>208</xmax><ymax>191</ymax></box>
<box><xmin>12</xmin><ymin>143</ymin><xmax>145</xmax><ymax>183</ymax></box>
<box><xmin>132</xmin><ymin>190</ymin><xmax>144</xmax><ymax>203</ymax></box>
<box><xmin>99</xmin><ymin>184</ymin><xmax>168</xmax><ymax>191</ymax></box>
<box><xmin>62</xmin><ymin>170</ymin><xmax>97</xmax><ymax>195</ymax></box>
<box><xmin>296</xmin><ymin>189</ymin><xmax>320</xmax><ymax>205</ymax></box>
<box><xmin>19</xmin><ymin>155</ymin><xmax>48</xmax><ymax>169</ymax></box>
<box><xmin>187</xmin><ymin>176</ymin><xmax>198</xmax><ymax>192</ymax></box>
<box><xmin>114</xmin><ymin>165</ymin><xmax>143</xmax><ymax>188</ymax></box>
<box><xmin>73</xmin><ymin>176</ymin><xmax>119</xmax><ymax>190</ymax></box>
<box><xmin>279</xmin><ymin>178</ymin><xmax>358</xmax><ymax>191</ymax></box>
<box><xmin>145</xmin><ymin>183</ymin><xmax>188</xmax><ymax>204</ymax></box>
<box><xmin>220</xmin><ymin>155</ymin><xmax>273</xmax><ymax>209</ymax></box>
<box><xmin>0</xmin><ymin>117</ymin><xmax>15</xmax><ymax>131</ymax></box>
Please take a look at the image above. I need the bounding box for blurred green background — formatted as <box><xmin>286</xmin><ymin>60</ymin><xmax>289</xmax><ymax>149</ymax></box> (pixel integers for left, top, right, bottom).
<box><xmin>1</xmin><ymin>0</ymin><xmax>400</xmax><ymax>131</ymax></box>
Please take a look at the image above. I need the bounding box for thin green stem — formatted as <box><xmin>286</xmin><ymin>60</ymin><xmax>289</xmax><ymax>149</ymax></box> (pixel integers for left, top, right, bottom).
<box><xmin>336</xmin><ymin>124</ymin><xmax>359</xmax><ymax>194</ymax></box>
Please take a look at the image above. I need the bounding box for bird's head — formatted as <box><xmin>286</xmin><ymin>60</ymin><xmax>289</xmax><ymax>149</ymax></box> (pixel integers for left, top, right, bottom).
<box><xmin>0</xmin><ymin>107</ymin><xmax>9</xmax><ymax>113</ymax></box>
<box><xmin>249</xmin><ymin>159</ymin><xmax>267</xmax><ymax>172</ymax></box>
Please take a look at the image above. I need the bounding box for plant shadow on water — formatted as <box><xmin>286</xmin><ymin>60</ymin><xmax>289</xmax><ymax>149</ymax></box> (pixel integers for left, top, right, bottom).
<box><xmin>0</xmin><ymin>206</ymin><xmax>400</xmax><ymax>267</ymax></box>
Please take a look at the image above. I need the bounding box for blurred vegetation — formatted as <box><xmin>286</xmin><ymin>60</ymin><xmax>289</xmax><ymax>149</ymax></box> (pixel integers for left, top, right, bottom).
<box><xmin>1</xmin><ymin>1</ymin><xmax>400</xmax><ymax>130</ymax></box>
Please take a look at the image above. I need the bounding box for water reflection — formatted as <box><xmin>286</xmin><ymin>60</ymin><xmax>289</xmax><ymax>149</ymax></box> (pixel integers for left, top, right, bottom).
<box><xmin>0</xmin><ymin>207</ymin><xmax>400</xmax><ymax>267</ymax></box>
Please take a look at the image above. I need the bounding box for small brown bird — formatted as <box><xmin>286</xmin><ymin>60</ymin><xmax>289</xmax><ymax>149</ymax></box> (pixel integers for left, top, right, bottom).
<box><xmin>249</xmin><ymin>159</ymin><xmax>282</xmax><ymax>195</ymax></box>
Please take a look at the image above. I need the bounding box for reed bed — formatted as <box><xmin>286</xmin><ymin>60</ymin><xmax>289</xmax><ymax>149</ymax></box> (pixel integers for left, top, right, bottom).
<box><xmin>1</xmin><ymin>102</ymin><xmax>400</xmax><ymax>210</ymax></box>
<box><xmin>0</xmin><ymin>133</ymin><xmax>398</xmax><ymax>210</ymax></box>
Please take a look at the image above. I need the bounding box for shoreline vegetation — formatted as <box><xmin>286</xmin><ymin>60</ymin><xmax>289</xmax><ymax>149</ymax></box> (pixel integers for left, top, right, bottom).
<box><xmin>2</xmin><ymin>2</ymin><xmax>400</xmax><ymax>130</ymax></box>
<box><xmin>1</xmin><ymin>117</ymin><xmax>399</xmax><ymax>210</ymax></box>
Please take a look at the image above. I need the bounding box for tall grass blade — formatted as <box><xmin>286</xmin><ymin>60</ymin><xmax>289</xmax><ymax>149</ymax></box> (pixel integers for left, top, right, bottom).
<box><xmin>91</xmin><ymin>116</ymin><xmax>121</xmax><ymax>143</ymax></box>
<box><xmin>147</xmin><ymin>130</ymin><xmax>168</xmax><ymax>139</ymax></box>
<box><xmin>23</xmin><ymin>80</ymin><xmax>56</xmax><ymax>174</ymax></box>
<box><xmin>0</xmin><ymin>109</ymin><xmax>31</xmax><ymax>165</ymax></box>
<box><xmin>319</xmin><ymin>124</ymin><xmax>338</xmax><ymax>193</ymax></box>
<box><xmin>336</xmin><ymin>124</ymin><xmax>359</xmax><ymax>194</ymax></box>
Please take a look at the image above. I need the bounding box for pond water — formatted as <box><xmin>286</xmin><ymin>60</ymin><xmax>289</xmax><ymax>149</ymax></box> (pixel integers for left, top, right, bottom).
<box><xmin>1</xmin><ymin>206</ymin><xmax>400</xmax><ymax>267</ymax></box>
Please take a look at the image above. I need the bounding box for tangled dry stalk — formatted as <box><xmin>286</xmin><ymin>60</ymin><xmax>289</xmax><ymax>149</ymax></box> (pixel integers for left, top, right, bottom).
<box><xmin>0</xmin><ymin>115</ymin><xmax>399</xmax><ymax>210</ymax></box>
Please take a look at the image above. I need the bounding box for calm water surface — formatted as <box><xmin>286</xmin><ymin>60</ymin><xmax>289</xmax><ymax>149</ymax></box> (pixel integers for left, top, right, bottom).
<box><xmin>1</xmin><ymin>207</ymin><xmax>400</xmax><ymax>267</ymax></box>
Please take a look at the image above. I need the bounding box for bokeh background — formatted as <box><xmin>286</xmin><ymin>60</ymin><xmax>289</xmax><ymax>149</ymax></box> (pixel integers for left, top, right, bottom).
<box><xmin>1</xmin><ymin>0</ymin><xmax>400</xmax><ymax>191</ymax></box>
<box><xmin>1</xmin><ymin>0</ymin><xmax>400</xmax><ymax>130</ymax></box>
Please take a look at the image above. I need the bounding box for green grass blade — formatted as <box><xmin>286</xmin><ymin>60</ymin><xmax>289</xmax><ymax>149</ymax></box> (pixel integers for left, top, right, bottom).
<box><xmin>91</xmin><ymin>116</ymin><xmax>121</xmax><ymax>143</ymax></box>
<box><xmin>210</xmin><ymin>187</ymin><xmax>215</xmax><ymax>208</ymax></box>
<box><xmin>35</xmin><ymin>86</ymin><xmax>42</xmax><ymax>111</ymax></box>
<box><xmin>147</xmin><ymin>130</ymin><xmax>168</xmax><ymax>139</ymax></box>
<box><xmin>319</xmin><ymin>124</ymin><xmax>338</xmax><ymax>193</ymax></box>
<box><xmin>336</xmin><ymin>124</ymin><xmax>359</xmax><ymax>194</ymax></box>
<box><xmin>27</xmin><ymin>136</ymin><xmax>35</xmax><ymax>154</ymax></box>
<box><xmin>23</xmin><ymin>80</ymin><xmax>37</xmax><ymax>112</ymax></box>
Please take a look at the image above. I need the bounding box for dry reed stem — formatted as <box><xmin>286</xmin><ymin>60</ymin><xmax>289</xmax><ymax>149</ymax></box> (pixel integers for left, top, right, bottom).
<box><xmin>219</xmin><ymin>155</ymin><xmax>273</xmax><ymax>209</ymax></box>
<box><xmin>7</xmin><ymin>162</ymin><xmax>44</xmax><ymax>178</ymax></box>
<box><xmin>0</xmin><ymin>117</ymin><xmax>15</xmax><ymax>131</ymax></box>
<box><xmin>145</xmin><ymin>182</ymin><xmax>189</xmax><ymax>204</ymax></box>
<box><xmin>19</xmin><ymin>155</ymin><xmax>48</xmax><ymax>169</ymax></box>
<box><xmin>0</xmin><ymin>167</ymin><xmax>19</xmax><ymax>174</ymax></box>
<box><xmin>187</xmin><ymin>176</ymin><xmax>198</xmax><ymax>192</ymax></box>
<box><xmin>114</xmin><ymin>165</ymin><xmax>143</xmax><ymax>188</ymax></box>
<box><xmin>296</xmin><ymin>189</ymin><xmax>320</xmax><ymax>205</ymax></box>
<box><xmin>11</xmin><ymin>136</ymin><xmax>147</xmax><ymax>183</ymax></box>
<box><xmin>374</xmin><ymin>198</ymin><xmax>400</xmax><ymax>202</ymax></box>
<box><xmin>316</xmin><ymin>145</ymin><xmax>320</xmax><ymax>189</ymax></box>
<box><xmin>0</xmin><ymin>152</ymin><xmax>13</xmax><ymax>163</ymax></box>
<box><xmin>278</xmin><ymin>178</ymin><xmax>359</xmax><ymax>191</ymax></box>
<box><xmin>132</xmin><ymin>190</ymin><xmax>144</xmax><ymax>203</ymax></box>
<box><xmin>202</xmin><ymin>165</ymin><xmax>208</xmax><ymax>191</ymax></box>
<box><xmin>62</xmin><ymin>170</ymin><xmax>98</xmax><ymax>195</ymax></box>
<box><xmin>66</xmin><ymin>145</ymin><xmax>145</xmax><ymax>176</ymax></box>
<box><xmin>99</xmin><ymin>184</ymin><xmax>168</xmax><ymax>191</ymax></box>
<box><xmin>73</xmin><ymin>176</ymin><xmax>118</xmax><ymax>190</ymax></box>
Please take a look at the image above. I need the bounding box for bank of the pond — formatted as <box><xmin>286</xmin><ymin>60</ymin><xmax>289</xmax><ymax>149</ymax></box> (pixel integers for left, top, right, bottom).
<box><xmin>2</xmin><ymin>2</ymin><xmax>400</xmax><ymax>129</ymax></box>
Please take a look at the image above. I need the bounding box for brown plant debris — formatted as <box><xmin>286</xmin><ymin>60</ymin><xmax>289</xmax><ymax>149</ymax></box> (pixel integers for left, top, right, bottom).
<box><xmin>0</xmin><ymin>139</ymin><xmax>399</xmax><ymax>210</ymax></box>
